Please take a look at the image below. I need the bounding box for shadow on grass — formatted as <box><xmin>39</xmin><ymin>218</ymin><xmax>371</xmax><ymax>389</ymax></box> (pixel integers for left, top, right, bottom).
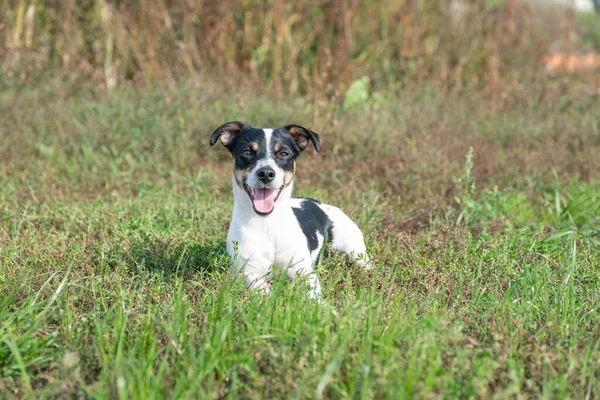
<box><xmin>105</xmin><ymin>236</ymin><xmax>229</xmax><ymax>278</ymax></box>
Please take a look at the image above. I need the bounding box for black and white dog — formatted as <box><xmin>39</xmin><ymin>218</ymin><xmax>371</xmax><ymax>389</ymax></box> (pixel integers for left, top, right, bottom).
<box><xmin>210</xmin><ymin>122</ymin><xmax>370</xmax><ymax>298</ymax></box>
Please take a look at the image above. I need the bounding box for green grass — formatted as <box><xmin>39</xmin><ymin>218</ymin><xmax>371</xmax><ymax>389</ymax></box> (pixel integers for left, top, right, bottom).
<box><xmin>1</xmin><ymin>82</ymin><xmax>600</xmax><ymax>398</ymax></box>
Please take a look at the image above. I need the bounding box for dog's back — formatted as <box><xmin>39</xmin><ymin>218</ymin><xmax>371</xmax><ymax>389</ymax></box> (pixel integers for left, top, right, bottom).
<box><xmin>291</xmin><ymin>197</ymin><xmax>370</xmax><ymax>268</ymax></box>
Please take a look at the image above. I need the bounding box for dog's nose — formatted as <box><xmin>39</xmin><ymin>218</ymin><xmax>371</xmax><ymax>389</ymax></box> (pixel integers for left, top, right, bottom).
<box><xmin>257</xmin><ymin>167</ymin><xmax>276</xmax><ymax>184</ymax></box>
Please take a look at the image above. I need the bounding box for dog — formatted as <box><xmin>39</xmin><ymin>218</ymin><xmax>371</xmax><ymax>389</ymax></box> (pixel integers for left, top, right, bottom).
<box><xmin>210</xmin><ymin>121</ymin><xmax>370</xmax><ymax>298</ymax></box>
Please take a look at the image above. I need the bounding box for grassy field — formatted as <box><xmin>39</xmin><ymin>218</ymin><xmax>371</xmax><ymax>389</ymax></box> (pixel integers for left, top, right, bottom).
<box><xmin>3</xmin><ymin>1</ymin><xmax>600</xmax><ymax>397</ymax></box>
<box><xmin>1</xmin><ymin>79</ymin><xmax>599</xmax><ymax>398</ymax></box>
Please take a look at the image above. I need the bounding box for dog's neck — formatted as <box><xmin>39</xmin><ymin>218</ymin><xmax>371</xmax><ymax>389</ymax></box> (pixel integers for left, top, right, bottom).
<box><xmin>231</xmin><ymin>174</ymin><xmax>295</xmax><ymax>223</ymax></box>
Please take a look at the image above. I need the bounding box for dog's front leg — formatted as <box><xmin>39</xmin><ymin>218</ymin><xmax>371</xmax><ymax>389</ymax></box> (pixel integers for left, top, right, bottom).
<box><xmin>243</xmin><ymin>270</ymin><xmax>271</xmax><ymax>295</ymax></box>
<box><xmin>227</xmin><ymin>237</ymin><xmax>274</xmax><ymax>295</ymax></box>
<box><xmin>231</xmin><ymin>256</ymin><xmax>273</xmax><ymax>296</ymax></box>
<box><xmin>285</xmin><ymin>258</ymin><xmax>322</xmax><ymax>300</ymax></box>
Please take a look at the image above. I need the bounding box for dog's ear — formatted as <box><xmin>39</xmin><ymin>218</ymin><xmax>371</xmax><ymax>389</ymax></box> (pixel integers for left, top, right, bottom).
<box><xmin>284</xmin><ymin>124</ymin><xmax>321</xmax><ymax>153</ymax></box>
<box><xmin>210</xmin><ymin>121</ymin><xmax>246</xmax><ymax>147</ymax></box>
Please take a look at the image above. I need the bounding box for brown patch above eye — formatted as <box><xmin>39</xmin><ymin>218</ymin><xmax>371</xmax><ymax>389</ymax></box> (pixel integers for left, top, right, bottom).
<box><xmin>274</xmin><ymin>142</ymin><xmax>281</xmax><ymax>152</ymax></box>
<box><xmin>250</xmin><ymin>142</ymin><xmax>258</xmax><ymax>151</ymax></box>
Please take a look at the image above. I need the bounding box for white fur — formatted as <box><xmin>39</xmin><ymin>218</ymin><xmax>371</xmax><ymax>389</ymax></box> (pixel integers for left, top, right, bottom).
<box><xmin>312</xmin><ymin>230</ymin><xmax>325</xmax><ymax>265</ymax></box>
<box><xmin>263</xmin><ymin>128</ymin><xmax>273</xmax><ymax>157</ymax></box>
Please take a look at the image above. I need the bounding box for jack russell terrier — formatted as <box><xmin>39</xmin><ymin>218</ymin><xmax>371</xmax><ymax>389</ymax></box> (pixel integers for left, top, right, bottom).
<box><xmin>210</xmin><ymin>122</ymin><xmax>370</xmax><ymax>298</ymax></box>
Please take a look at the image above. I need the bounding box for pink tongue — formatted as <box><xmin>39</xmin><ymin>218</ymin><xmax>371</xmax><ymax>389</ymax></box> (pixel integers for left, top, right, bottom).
<box><xmin>253</xmin><ymin>188</ymin><xmax>278</xmax><ymax>214</ymax></box>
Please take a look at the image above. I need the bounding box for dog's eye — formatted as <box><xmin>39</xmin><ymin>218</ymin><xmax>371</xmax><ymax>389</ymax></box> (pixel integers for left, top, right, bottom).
<box><xmin>241</xmin><ymin>149</ymin><xmax>252</xmax><ymax>157</ymax></box>
<box><xmin>278</xmin><ymin>151</ymin><xmax>290</xmax><ymax>158</ymax></box>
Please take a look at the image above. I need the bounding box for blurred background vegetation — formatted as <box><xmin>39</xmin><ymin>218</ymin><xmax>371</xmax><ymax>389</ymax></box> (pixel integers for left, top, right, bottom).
<box><xmin>1</xmin><ymin>0</ymin><xmax>599</xmax><ymax>102</ymax></box>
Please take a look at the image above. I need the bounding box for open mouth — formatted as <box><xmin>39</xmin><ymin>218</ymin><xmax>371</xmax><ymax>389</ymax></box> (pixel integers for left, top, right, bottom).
<box><xmin>244</xmin><ymin>184</ymin><xmax>283</xmax><ymax>215</ymax></box>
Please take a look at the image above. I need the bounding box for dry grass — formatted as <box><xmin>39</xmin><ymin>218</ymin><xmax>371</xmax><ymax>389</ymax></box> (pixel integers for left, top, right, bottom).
<box><xmin>1</xmin><ymin>0</ymin><xmax>597</xmax><ymax>98</ymax></box>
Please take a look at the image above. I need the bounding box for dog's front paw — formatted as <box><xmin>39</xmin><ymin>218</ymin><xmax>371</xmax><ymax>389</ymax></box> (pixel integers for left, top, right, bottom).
<box><xmin>244</xmin><ymin>272</ymin><xmax>272</xmax><ymax>296</ymax></box>
<box><xmin>354</xmin><ymin>252</ymin><xmax>372</xmax><ymax>270</ymax></box>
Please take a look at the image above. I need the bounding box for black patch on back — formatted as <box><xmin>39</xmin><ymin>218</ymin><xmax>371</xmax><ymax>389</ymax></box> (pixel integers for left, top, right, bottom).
<box><xmin>292</xmin><ymin>198</ymin><xmax>333</xmax><ymax>255</ymax></box>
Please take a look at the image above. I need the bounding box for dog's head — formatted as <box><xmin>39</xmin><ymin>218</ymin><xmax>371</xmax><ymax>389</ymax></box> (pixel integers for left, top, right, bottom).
<box><xmin>210</xmin><ymin>121</ymin><xmax>320</xmax><ymax>215</ymax></box>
